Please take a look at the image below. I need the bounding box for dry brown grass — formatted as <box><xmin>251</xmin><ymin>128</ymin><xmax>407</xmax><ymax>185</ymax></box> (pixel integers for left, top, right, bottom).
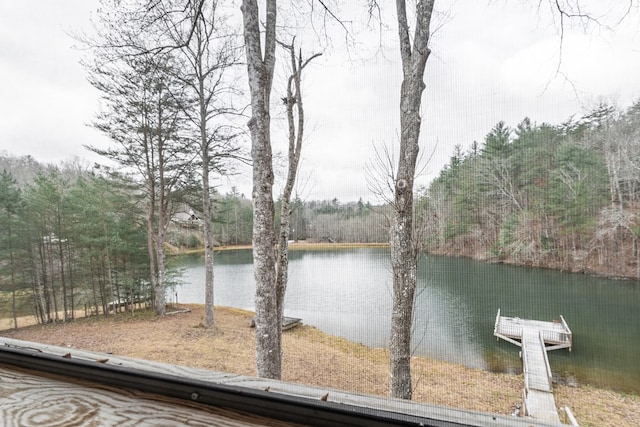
<box><xmin>2</xmin><ymin>305</ymin><xmax>638</xmax><ymax>426</ymax></box>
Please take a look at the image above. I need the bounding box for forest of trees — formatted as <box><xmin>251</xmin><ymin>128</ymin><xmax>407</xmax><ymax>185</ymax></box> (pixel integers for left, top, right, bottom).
<box><xmin>0</xmin><ymin>156</ymin><xmax>153</xmax><ymax>327</ymax></box>
<box><xmin>4</xmin><ymin>98</ymin><xmax>640</xmax><ymax>329</ymax></box>
<box><xmin>0</xmin><ymin>152</ymin><xmax>389</xmax><ymax>327</ymax></box>
<box><xmin>424</xmin><ymin>100</ymin><xmax>640</xmax><ymax>279</ymax></box>
<box><xmin>210</xmin><ymin>194</ymin><xmax>387</xmax><ymax>245</ymax></box>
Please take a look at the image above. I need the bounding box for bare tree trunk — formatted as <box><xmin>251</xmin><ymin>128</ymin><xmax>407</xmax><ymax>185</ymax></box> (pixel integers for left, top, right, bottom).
<box><xmin>67</xmin><ymin>241</ymin><xmax>75</xmax><ymax>319</ymax></box>
<box><xmin>202</xmin><ymin>129</ymin><xmax>215</xmax><ymax>328</ymax></box>
<box><xmin>154</xmin><ymin>88</ymin><xmax>168</xmax><ymax>317</ymax></box>
<box><xmin>104</xmin><ymin>223</ymin><xmax>117</xmax><ymax>320</ymax></box>
<box><xmin>146</xmin><ymin>202</ymin><xmax>158</xmax><ymax>310</ymax></box>
<box><xmin>37</xmin><ymin>244</ymin><xmax>50</xmax><ymax>323</ymax></box>
<box><xmin>46</xmin><ymin>237</ymin><xmax>59</xmax><ymax>322</ymax></box>
<box><xmin>7</xmin><ymin>219</ymin><xmax>18</xmax><ymax>329</ymax></box>
<box><xmin>276</xmin><ymin>41</ymin><xmax>320</xmax><ymax>335</ymax></box>
<box><xmin>241</xmin><ymin>0</ymin><xmax>280</xmax><ymax>379</ymax></box>
<box><xmin>57</xmin><ymin>235</ymin><xmax>68</xmax><ymax>322</ymax></box>
<box><xmin>389</xmin><ymin>0</ymin><xmax>434</xmax><ymax>400</ymax></box>
<box><xmin>144</xmin><ymin>120</ymin><xmax>160</xmax><ymax>314</ymax></box>
<box><xmin>155</xmin><ymin>178</ymin><xmax>167</xmax><ymax>316</ymax></box>
<box><xmin>197</xmin><ymin>23</ymin><xmax>214</xmax><ymax>329</ymax></box>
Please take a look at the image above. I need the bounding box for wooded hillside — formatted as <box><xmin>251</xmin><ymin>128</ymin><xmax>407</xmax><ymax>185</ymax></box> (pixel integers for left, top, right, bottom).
<box><xmin>422</xmin><ymin>100</ymin><xmax>640</xmax><ymax>278</ymax></box>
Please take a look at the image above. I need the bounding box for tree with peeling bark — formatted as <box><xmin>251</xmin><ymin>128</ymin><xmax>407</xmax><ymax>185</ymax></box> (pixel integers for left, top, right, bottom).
<box><xmin>388</xmin><ymin>0</ymin><xmax>435</xmax><ymax>400</ymax></box>
<box><xmin>240</xmin><ymin>0</ymin><xmax>280</xmax><ymax>379</ymax></box>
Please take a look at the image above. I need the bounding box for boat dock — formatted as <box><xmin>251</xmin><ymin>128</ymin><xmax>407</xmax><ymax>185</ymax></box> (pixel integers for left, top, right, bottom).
<box><xmin>249</xmin><ymin>316</ymin><xmax>302</xmax><ymax>331</ymax></box>
<box><xmin>494</xmin><ymin>309</ymin><xmax>574</xmax><ymax>425</ymax></box>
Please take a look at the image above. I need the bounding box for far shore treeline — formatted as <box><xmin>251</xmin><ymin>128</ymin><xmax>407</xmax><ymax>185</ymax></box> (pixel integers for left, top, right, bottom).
<box><xmin>2</xmin><ymin>99</ymin><xmax>640</xmax><ymax>325</ymax></box>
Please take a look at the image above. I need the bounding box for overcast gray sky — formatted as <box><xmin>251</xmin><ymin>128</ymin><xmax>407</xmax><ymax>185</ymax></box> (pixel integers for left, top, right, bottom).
<box><xmin>1</xmin><ymin>1</ymin><xmax>639</xmax><ymax>202</ymax></box>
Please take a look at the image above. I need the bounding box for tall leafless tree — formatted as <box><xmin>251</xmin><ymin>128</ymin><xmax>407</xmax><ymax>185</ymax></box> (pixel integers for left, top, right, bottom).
<box><xmin>148</xmin><ymin>0</ymin><xmax>244</xmax><ymax>328</ymax></box>
<box><xmin>275</xmin><ymin>39</ymin><xmax>320</xmax><ymax>345</ymax></box>
<box><xmin>388</xmin><ymin>0</ymin><xmax>435</xmax><ymax>400</ymax></box>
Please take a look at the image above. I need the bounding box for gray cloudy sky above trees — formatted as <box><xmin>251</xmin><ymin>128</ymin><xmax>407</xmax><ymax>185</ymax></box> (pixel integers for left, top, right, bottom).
<box><xmin>1</xmin><ymin>0</ymin><xmax>639</xmax><ymax>201</ymax></box>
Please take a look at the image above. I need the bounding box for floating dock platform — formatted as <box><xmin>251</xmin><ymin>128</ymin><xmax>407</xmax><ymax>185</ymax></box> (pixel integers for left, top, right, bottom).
<box><xmin>494</xmin><ymin>309</ymin><xmax>574</xmax><ymax>425</ymax></box>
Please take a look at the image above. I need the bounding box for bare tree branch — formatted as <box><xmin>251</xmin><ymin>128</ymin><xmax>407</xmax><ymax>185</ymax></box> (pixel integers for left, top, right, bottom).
<box><xmin>540</xmin><ymin>0</ymin><xmax>638</xmax><ymax>98</ymax></box>
<box><xmin>365</xmin><ymin>142</ymin><xmax>397</xmax><ymax>205</ymax></box>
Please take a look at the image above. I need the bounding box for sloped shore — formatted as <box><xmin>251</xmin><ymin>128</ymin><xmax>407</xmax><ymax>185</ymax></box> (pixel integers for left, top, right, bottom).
<box><xmin>1</xmin><ymin>305</ymin><xmax>637</xmax><ymax>427</ymax></box>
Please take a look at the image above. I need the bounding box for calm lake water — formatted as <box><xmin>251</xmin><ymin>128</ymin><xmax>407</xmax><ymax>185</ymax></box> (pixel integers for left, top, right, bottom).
<box><xmin>173</xmin><ymin>248</ymin><xmax>640</xmax><ymax>394</ymax></box>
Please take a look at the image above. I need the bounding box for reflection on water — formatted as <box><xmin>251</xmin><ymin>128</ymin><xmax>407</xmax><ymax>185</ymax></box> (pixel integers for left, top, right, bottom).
<box><xmin>175</xmin><ymin>248</ymin><xmax>640</xmax><ymax>393</ymax></box>
<box><xmin>413</xmin><ymin>286</ymin><xmax>487</xmax><ymax>369</ymax></box>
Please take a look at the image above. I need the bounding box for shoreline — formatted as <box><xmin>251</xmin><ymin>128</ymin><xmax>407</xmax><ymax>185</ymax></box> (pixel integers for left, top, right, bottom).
<box><xmin>168</xmin><ymin>242</ymin><xmax>390</xmax><ymax>255</ymax></box>
<box><xmin>1</xmin><ymin>304</ymin><xmax>638</xmax><ymax>426</ymax></box>
<box><xmin>427</xmin><ymin>247</ymin><xmax>640</xmax><ymax>282</ymax></box>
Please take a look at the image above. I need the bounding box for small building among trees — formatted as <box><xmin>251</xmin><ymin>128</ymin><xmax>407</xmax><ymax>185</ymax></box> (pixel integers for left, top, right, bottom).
<box><xmin>172</xmin><ymin>210</ymin><xmax>204</xmax><ymax>229</ymax></box>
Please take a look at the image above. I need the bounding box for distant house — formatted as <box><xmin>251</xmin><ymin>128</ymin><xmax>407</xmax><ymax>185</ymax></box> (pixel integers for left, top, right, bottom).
<box><xmin>172</xmin><ymin>210</ymin><xmax>204</xmax><ymax>229</ymax></box>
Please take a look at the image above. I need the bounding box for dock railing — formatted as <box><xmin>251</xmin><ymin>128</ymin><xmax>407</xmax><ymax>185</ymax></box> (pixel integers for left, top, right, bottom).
<box><xmin>539</xmin><ymin>316</ymin><xmax>572</xmax><ymax>351</ymax></box>
<box><xmin>493</xmin><ymin>309</ymin><xmax>524</xmax><ymax>346</ymax></box>
<box><xmin>494</xmin><ymin>310</ymin><xmax>571</xmax><ymax>350</ymax></box>
<box><xmin>540</xmin><ymin>329</ymin><xmax>563</xmax><ymax>343</ymax></box>
<box><xmin>499</xmin><ymin>323</ymin><xmax>523</xmax><ymax>338</ymax></box>
<box><xmin>521</xmin><ymin>333</ymin><xmax>530</xmax><ymax>392</ymax></box>
<box><xmin>560</xmin><ymin>315</ymin><xmax>573</xmax><ymax>351</ymax></box>
<box><xmin>539</xmin><ymin>331</ymin><xmax>553</xmax><ymax>388</ymax></box>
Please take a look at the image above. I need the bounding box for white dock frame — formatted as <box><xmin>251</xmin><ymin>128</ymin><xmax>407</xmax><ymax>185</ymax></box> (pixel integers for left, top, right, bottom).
<box><xmin>493</xmin><ymin>309</ymin><xmax>575</xmax><ymax>425</ymax></box>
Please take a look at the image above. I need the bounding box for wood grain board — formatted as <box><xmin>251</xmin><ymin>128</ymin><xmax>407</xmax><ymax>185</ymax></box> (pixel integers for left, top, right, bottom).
<box><xmin>0</xmin><ymin>365</ymin><xmax>305</xmax><ymax>427</ymax></box>
<box><xmin>522</xmin><ymin>330</ymin><xmax>552</xmax><ymax>393</ymax></box>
